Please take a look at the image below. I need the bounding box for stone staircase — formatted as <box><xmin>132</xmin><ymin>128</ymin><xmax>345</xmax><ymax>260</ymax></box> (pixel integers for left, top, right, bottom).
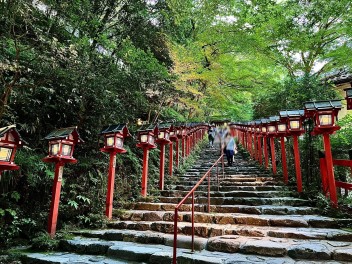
<box><xmin>23</xmin><ymin>146</ymin><xmax>352</xmax><ymax>263</ymax></box>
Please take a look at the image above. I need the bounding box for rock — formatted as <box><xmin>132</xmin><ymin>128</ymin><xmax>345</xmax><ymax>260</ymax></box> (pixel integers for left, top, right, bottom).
<box><xmin>288</xmin><ymin>243</ymin><xmax>331</xmax><ymax>260</ymax></box>
<box><xmin>333</xmin><ymin>248</ymin><xmax>352</xmax><ymax>261</ymax></box>
<box><xmin>240</xmin><ymin>240</ymin><xmax>287</xmax><ymax>257</ymax></box>
<box><xmin>207</xmin><ymin>237</ymin><xmax>240</xmax><ymax>253</ymax></box>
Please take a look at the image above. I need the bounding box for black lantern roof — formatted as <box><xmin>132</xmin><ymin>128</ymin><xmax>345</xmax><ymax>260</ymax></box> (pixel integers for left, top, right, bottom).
<box><xmin>137</xmin><ymin>123</ymin><xmax>158</xmax><ymax>133</ymax></box>
<box><xmin>280</xmin><ymin>109</ymin><xmax>304</xmax><ymax>118</ymax></box>
<box><xmin>0</xmin><ymin>124</ymin><xmax>26</xmax><ymax>145</ymax></box>
<box><xmin>261</xmin><ymin>118</ymin><xmax>270</xmax><ymax>124</ymax></box>
<box><xmin>100</xmin><ymin>124</ymin><xmax>130</xmax><ymax>137</ymax></box>
<box><xmin>44</xmin><ymin>126</ymin><xmax>84</xmax><ymax>143</ymax></box>
<box><xmin>158</xmin><ymin>123</ymin><xmax>171</xmax><ymax>130</ymax></box>
<box><xmin>304</xmin><ymin>100</ymin><xmax>342</xmax><ymax>111</ymax></box>
<box><xmin>269</xmin><ymin>116</ymin><xmax>280</xmax><ymax>122</ymax></box>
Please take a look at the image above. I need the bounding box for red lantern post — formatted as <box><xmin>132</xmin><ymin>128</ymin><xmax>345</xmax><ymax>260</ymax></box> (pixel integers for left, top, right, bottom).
<box><xmin>43</xmin><ymin>127</ymin><xmax>83</xmax><ymax>238</ymax></box>
<box><xmin>267</xmin><ymin>116</ymin><xmax>279</xmax><ymax>175</ymax></box>
<box><xmin>169</xmin><ymin>124</ymin><xmax>178</xmax><ymax>176</ymax></box>
<box><xmin>156</xmin><ymin>123</ymin><xmax>171</xmax><ymax>190</ymax></box>
<box><xmin>261</xmin><ymin>119</ymin><xmax>269</xmax><ymax>169</ymax></box>
<box><xmin>276</xmin><ymin>118</ymin><xmax>289</xmax><ymax>184</ymax></box>
<box><xmin>281</xmin><ymin>110</ymin><xmax>305</xmax><ymax>192</ymax></box>
<box><xmin>304</xmin><ymin>100</ymin><xmax>342</xmax><ymax>207</ymax></box>
<box><xmin>136</xmin><ymin>125</ymin><xmax>157</xmax><ymax>197</ymax></box>
<box><xmin>0</xmin><ymin>125</ymin><xmax>25</xmax><ymax>179</ymax></box>
<box><xmin>100</xmin><ymin>124</ymin><xmax>130</xmax><ymax>219</ymax></box>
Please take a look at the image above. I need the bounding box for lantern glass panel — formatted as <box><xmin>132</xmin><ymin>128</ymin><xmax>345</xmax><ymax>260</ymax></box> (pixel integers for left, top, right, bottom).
<box><xmin>50</xmin><ymin>143</ymin><xmax>60</xmax><ymax>156</ymax></box>
<box><xmin>346</xmin><ymin>89</ymin><xmax>352</xmax><ymax>97</ymax></box>
<box><xmin>277</xmin><ymin>124</ymin><xmax>287</xmax><ymax>132</ymax></box>
<box><xmin>106</xmin><ymin>136</ymin><xmax>115</xmax><ymax>147</ymax></box>
<box><xmin>319</xmin><ymin>114</ymin><xmax>333</xmax><ymax>126</ymax></box>
<box><xmin>170</xmin><ymin>131</ymin><xmax>175</xmax><ymax>136</ymax></box>
<box><xmin>148</xmin><ymin>135</ymin><xmax>154</xmax><ymax>145</ymax></box>
<box><xmin>140</xmin><ymin>134</ymin><xmax>148</xmax><ymax>143</ymax></box>
<box><xmin>268</xmin><ymin>125</ymin><xmax>276</xmax><ymax>133</ymax></box>
<box><xmin>262</xmin><ymin>127</ymin><xmax>267</xmax><ymax>133</ymax></box>
<box><xmin>290</xmin><ymin>120</ymin><xmax>300</xmax><ymax>130</ymax></box>
<box><xmin>62</xmin><ymin>144</ymin><xmax>72</xmax><ymax>156</ymax></box>
<box><xmin>116</xmin><ymin>137</ymin><xmax>123</xmax><ymax>148</ymax></box>
<box><xmin>158</xmin><ymin>132</ymin><xmax>165</xmax><ymax>139</ymax></box>
<box><xmin>165</xmin><ymin>132</ymin><xmax>169</xmax><ymax>140</ymax></box>
<box><xmin>0</xmin><ymin>147</ymin><xmax>12</xmax><ymax>162</ymax></box>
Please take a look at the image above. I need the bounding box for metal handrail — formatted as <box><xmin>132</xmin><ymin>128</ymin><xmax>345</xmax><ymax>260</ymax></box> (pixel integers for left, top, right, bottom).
<box><xmin>172</xmin><ymin>154</ymin><xmax>224</xmax><ymax>264</ymax></box>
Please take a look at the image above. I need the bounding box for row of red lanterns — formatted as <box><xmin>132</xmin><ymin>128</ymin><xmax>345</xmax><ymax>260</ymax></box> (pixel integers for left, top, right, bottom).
<box><xmin>0</xmin><ymin>122</ymin><xmax>207</xmax><ymax>238</ymax></box>
<box><xmin>231</xmin><ymin>99</ymin><xmax>347</xmax><ymax>207</ymax></box>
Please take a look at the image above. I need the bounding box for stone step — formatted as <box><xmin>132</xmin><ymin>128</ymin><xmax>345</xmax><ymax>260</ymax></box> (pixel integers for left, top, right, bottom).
<box><xmin>22</xmin><ymin>252</ymin><xmax>135</xmax><ymax>264</ymax></box>
<box><xmin>158</xmin><ymin>196</ymin><xmax>310</xmax><ymax>206</ymax></box>
<box><xmin>62</xmin><ymin>232</ymin><xmax>352</xmax><ymax>262</ymax></box>
<box><xmin>173</xmin><ymin>185</ymin><xmax>287</xmax><ymax>192</ymax></box>
<box><xmin>106</xmin><ymin>220</ymin><xmax>352</xmax><ymax>242</ymax></box>
<box><xmin>160</xmin><ymin>190</ymin><xmax>292</xmax><ymax>198</ymax></box>
<box><xmin>130</xmin><ymin>202</ymin><xmax>318</xmax><ymax>215</ymax></box>
<box><xmin>27</xmin><ymin>236</ymin><xmax>334</xmax><ymax>264</ymax></box>
<box><xmin>114</xmin><ymin>210</ymin><xmax>350</xmax><ymax>229</ymax></box>
<box><xmin>176</xmin><ymin>180</ymin><xmax>279</xmax><ymax>187</ymax></box>
<box><xmin>178</xmin><ymin>176</ymin><xmax>276</xmax><ymax>182</ymax></box>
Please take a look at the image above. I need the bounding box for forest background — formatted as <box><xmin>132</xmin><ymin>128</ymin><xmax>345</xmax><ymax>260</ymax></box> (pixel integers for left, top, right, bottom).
<box><xmin>1</xmin><ymin>0</ymin><xmax>352</xmax><ymax>249</ymax></box>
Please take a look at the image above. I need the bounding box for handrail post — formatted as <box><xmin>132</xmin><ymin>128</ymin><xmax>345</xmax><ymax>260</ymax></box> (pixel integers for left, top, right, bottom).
<box><xmin>192</xmin><ymin>192</ymin><xmax>194</xmax><ymax>252</ymax></box>
<box><xmin>208</xmin><ymin>172</ymin><xmax>211</xmax><ymax>213</ymax></box>
<box><xmin>217</xmin><ymin>162</ymin><xmax>219</xmax><ymax>192</ymax></box>
<box><xmin>173</xmin><ymin>208</ymin><xmax>178</xmax><ymax>264</ymax></box>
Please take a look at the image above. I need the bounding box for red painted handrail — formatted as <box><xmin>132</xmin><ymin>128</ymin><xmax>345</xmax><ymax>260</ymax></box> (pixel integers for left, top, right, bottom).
<box><xmin>335</xmin><ymin>181</ymin><xmax>352</xmax><ymax>190</ymax></box>
<box><xmin>172</xmin><ymin>154</ymin><xmax>224</xmax><ymax>264</ymax></box>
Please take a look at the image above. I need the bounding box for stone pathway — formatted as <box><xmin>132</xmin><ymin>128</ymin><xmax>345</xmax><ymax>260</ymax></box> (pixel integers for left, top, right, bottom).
<box><xmin>22</xmin><ymin>144</ymin><xmax>352</xmax><ymax>263</ymax></box>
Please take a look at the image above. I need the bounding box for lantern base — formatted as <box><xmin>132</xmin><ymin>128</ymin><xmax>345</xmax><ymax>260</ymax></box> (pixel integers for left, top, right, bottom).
<box><xmin>100</xmin><ymin>147</ymin><xmax>127</xmax><ymax>154</ymax></box>
<box><xmin>0</xmin><ymin>162</ymin><xmax>20</xmax><ymax>171</ymax></box>
<box><xmin>43</xmin><ymin>156</ymin><xmax>77</xmax><ymax>164</ymax></box>
<box><xmin>311</xmin><ymin>126</ymin><xmax>341</xmax><ymax>136</ymax></box>
<box><xmin>136</xmin><ymin>143</ymin><xmax>157</xmax><ymax>149</ymax></box>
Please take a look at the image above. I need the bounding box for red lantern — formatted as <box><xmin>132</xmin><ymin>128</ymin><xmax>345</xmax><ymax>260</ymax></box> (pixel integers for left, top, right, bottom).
<box><xmin>136</xmin><ymin>124</ymin><xmax>157</xmax><ymax>149</ymax></box>
<box><xmin>43</xmin><ymin>127</ymin><xmax>83</xmax><ymax>164</ymax></box>
<box><xmin>304</xmin><ymin>100</ymin><xmax>341</xmax><ymax>135</ymax></box>
<box><xmin>100</xmin><ymin>124</ymin><xmax>130</xmax><ymax>154</ymax></box>
<box><xmin>280</xmin><ymin>110</ymin><xmax>305</xmax><ymax>135</ymax></box>
<box><xmin>0</xmin><ymin>125</ymin><xmax>25</xmax><ymax>173</ymax></box>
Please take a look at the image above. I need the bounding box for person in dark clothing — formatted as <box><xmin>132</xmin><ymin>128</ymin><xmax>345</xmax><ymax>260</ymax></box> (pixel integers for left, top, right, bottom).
<box><xmin>208</xmin><ymin>128</ymin><xmax>215</xmax><ymax>147</ymax></box>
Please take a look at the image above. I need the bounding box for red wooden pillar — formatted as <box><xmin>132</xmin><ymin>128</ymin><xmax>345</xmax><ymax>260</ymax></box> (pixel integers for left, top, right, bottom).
<box><xmin>175</xmin><ymin>139</ymin><xmax>179</xmax><ymax>168</ymax></box>
<box><xmin>159</xmin><ymin>144</ymin><xmax>166</xmax><ymax>190</ymax></box>
<box><xmin>263</xmin><ymin>136</ymin><xmax>269</xmax><ymax>169</ymax></box>
<box><xmin>48</xmin><ymin>162</ymin><xmax>64</xmax><ymax>238</ymax></box>
<box><xmin>280</xmin><ymin>137</ymin><xmax>288</xmax><ymax>184</ymax></box>
<box><xmin>141</xmin><ymin>147</ymin><xmax>149</xmax><ymax>197</ymax></box>
<box><xmin>105</xmin><ymin>152</ymin><xmax>117</xmax><ymax>219</ymax></box>
<box><xmin>248</xmin><ymin>133</ymin><xmax>252</xmax><ymax>157</ymax></box>
<box><xmin>182</xmin><ymin>137</ymin><xmax>185</xmax><ymax>159</ymax></box>
<box><xmin>253</xmin><ymin>134</ymin><xmax>258</xmax><ymax>161</ymax></box>
<box><xmin>323</xmin><ymin>134</ymin><xmax>338</xmax><ymax>207</ymax></box>
<box><xmin>270</xmin><ymin>137</ymin><xmax>277</xmax><ymax>174</ymax></box>
<box><xmin>258</xmin><ymin>136</ymin><xmax>263</xmax><ymax>165</ymax></box>
<box><xmin>319</xmin><ymin>151</ymin><xmax>329</xmax><ymax>197</ymax></box>
<box><xmin>169</xmin><ymin>142</ymin><xmax>173</xmax><ymax>176</ymax></box>
<box><xmin>293</xmin><ymin>135</ymin><xmax>302</xmax><ymax>193</ymax></box>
